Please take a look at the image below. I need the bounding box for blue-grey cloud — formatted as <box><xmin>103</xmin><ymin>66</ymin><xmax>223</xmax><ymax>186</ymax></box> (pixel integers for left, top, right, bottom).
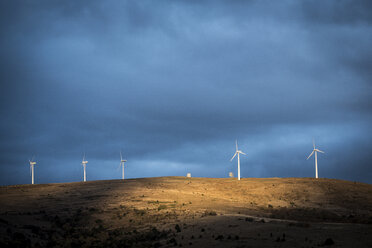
<box><xmin>0</xmin><ymin>0</ymin><xmax>371</xmax><ymax>185</ymax></box>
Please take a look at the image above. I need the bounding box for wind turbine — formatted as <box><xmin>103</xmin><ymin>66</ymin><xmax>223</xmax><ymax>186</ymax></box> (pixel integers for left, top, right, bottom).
<box><xmin>230</xmin><ymin>140</ymin><xmax>246</xmax><ymax>180</ymax></box>
<box><xmin>306</xmin><ymin>139</ymin><xmax>325</xmax><ymax>179</ymax></box>
<box><xmin>81</xmin><ymin>154</ymin><xmax>88</xmax><ymax>182</ymax></box>
<box><xmin>119</xmin><ymin>151</ymin><xmax>127</xmax><ymax>180</ymax></box>
<box><xmin>29</xmin><ymin>156</ymin><xmax>36</xmax><ymax>184</ymax></box>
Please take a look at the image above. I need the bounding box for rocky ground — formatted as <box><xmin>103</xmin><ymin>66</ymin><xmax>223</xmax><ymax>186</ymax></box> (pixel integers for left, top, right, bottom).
<box><xmin>0</xmin><ymin>177</ymin><xmax>371</xmax><ymax>247</ymax></box>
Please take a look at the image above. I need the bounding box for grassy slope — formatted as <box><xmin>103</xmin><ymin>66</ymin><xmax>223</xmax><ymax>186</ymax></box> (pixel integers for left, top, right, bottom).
<box><xmin>0</xmin><ymin>177</ymin><xmax>371</xmax><ymax>247</ymax></box>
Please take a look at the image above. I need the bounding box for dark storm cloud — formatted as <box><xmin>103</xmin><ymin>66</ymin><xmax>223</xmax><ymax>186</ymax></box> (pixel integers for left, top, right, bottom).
<box><xmin>0</xmin><ymin>0</ymin><xmax>371</xmax><ymax>185</ymax></box>
<box><xmin>301</xmin><ymin>0</ymin><xmax>372</xmax><ymax>25</ymax></box>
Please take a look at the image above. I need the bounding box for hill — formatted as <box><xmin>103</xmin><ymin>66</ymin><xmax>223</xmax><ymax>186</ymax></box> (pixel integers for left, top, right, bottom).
<box><xmin>0</xmin><ymin>177</ymin><xmax>371</xmax><ymax>247</ymax></box>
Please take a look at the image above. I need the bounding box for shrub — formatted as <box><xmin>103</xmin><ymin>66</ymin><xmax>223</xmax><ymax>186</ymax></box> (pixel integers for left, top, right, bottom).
<box><xmin>215</xmin><ymin>235</ymin><xmax>224</xmax><ymax>240</ymax></box>
<box><xmin>135</xmin><ymin>209</ymin><xmax>146</xmax><ymax>216</ymax></box>
<box><xmin>168</xmin><ymin>238</ymin><xmax>177</xmax><ymax>246</ymax></box>
<box><xmin>202</xmin><ymin>210</ymin><xmax>217</xmax><ymax>216</ymax></box>
<box><xmin>323</xmin><ymin>238</ymin><xmax>334</xmax><ymax>246</ymax></box>
<box><xmin>158</xmin><ymin>205</ymin><xmax>167</xmax><ymax>211</ymax></box>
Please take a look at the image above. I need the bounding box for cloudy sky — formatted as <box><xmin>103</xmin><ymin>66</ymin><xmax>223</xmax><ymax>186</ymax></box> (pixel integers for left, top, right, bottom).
<box><xmin>1</xmin><ymin>0</ymin><xmax>371</xmax><ymax>185</ymax></box>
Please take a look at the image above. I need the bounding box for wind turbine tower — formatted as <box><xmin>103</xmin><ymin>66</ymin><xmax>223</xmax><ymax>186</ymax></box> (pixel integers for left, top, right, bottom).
<box><xmin>120</xmin><ymin>151</ymin><xmax>127</xmax><ymax>180</ymax></box>
<box><xmin>230</xmin><ymin>140</ymin><xmax>247</xmax><ymax>180</ymax></box>
<box><xmin>306</xmin><ymin>139</ymin><xmax>325</xmax><ymax>179</ymax></box>
<box><xmin>81</xmin><ymin>154</ymin><xmax>88</xmax><ymax>182</ymax></box>
<box><xmin>29</xmin><ymin>157</ymin><xmax>36</xmax><ymax>184</ymax></box>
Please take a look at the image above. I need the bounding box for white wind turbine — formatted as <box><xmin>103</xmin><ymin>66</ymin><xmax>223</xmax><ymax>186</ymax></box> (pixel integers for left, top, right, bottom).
<box><xmin>306</xmin><ymin>139</ymin><xmax>325</xmax><ymax>179</ymax></box>
<box><xmin>230</xmin><ymin>140</ymin><xmax>246</xmax><ymax>180</ymax></box>
<box><xmin>119</xmin><ymin>151</ymin><xmax>127</xmax><ymax>180</ymax></box>
<box><xmin>81</xmin><ymin>154</ymin><xmax>88</xmax><ymax>182</ymax></box>
<box><xmin>29</xmin><ymin>156</ymin><xmax>36</xmax><ymax>184</ymax></box>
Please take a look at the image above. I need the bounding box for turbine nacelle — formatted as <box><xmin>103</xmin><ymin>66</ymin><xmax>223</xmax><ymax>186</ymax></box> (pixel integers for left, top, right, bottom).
<box><xmin>120</xmin><ymin>151</ymin><xmax>126</xmax><ymax>163</ymax></box>
<box><xmin>231</xmin><ymin>150</ymin><xmax>246</xmax><ymax>161</ymax></box>
<box><xmin>307</xmin><ymin>148</ymin><xmax>325</xmax><ymax>160</ymax></box>
<box><xmin>29</xmin><ymin>156</ymin><xmax>36</xmax><ymax>166</ymax></box>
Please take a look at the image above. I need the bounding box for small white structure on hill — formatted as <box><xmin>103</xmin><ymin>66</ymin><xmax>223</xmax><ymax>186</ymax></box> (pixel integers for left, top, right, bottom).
<box><xmin>29</xmin><ymin>157</ymin><xmax>36</xmax><ymax>184</ymax></box>
<box><xmin>306</xmin><ymin>139</ymin><xmax>325</xmax><ymax>179</ymax></box>
<box><xmin>186</xmin><ymin>173</ymin><xmax>191</xmax><ymax>178</ymax></box>
<box><xmin>230</xmin><ymin>140</ymin><xmax>247</xmax><ymax>180</ymax></box>
<box><xmin>229</xmin><ymin>172</ymin><xmax>234</xmax><ymax>178</ymax></box>
<box><xmin>81</xmin><ymin>154</ymin><xmax>88</xmax><ymax>182</ymax></box>
<box><xmin>119</xmin><ymin>151</ymin><xmax>127</xmax><ymax>180</ymax></box>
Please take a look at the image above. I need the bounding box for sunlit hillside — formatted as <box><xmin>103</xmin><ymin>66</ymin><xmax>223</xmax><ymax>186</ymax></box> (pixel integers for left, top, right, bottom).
<box><xmin>1</xmin><ymin>177</ymin><xmax>371</xmax><ymax>247</ymax></box>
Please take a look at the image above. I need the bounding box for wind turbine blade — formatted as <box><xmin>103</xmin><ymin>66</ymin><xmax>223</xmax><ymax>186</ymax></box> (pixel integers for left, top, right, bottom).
<box><xmin>83</xmin><ymin>153</ymin><xmax>85</xmax><ymax>161</ymax></box>
<box><xmin>317</xmin><ymin>149</ymin><xmax>325</xmax><ymax>153</ymax></box>
<box><xmin>240</xmin><ymin>151</ymin><xmax>247</xmax><ymax>155</ymax></box>
<box><xmin>230</xmin><ymin>152</ymin><xmax>237</xmax><ymax>161</ymax></box>
<box><xmin>120</xmin><ymin>150</ymin><xmax>123</xmax><ymax>161</ymax></box>
<box><xmin>30</xmin><ymin>165</ymin><xmax>32</xmax><ymax>176</ymax></box>
<box><xmin>313</xmin><ymin>139</ymin><xmax>315</xmax><ymax>149</ymax></box>
<box><xmin>306</xmin><ymin>151</ymin><xmax>314</xmax><ymax>160</ymax></box>
<box><xmin>236</xmin><ymin>140</ymin><xmax>238</xmax><ymax>151</ymax></box>
<box><xmin>31</xmin><ymin>155</ymin><xmax>35</xmax><ymax>162</ymax></box>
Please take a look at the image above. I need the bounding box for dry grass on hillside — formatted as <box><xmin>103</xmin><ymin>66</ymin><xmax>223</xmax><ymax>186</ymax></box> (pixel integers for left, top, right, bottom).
<box><xmin>0</xmin><ymin>177</ymin><xmax>371</xmax><ymax>247</ymax></box>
